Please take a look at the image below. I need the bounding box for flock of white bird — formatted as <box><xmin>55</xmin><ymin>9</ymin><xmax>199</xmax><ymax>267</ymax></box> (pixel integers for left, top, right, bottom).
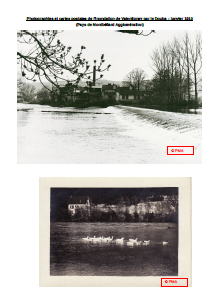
<box><xmin>82</xmin><ymin>236</ymin><xmax>168</xmax><ymax>245</ymax></box>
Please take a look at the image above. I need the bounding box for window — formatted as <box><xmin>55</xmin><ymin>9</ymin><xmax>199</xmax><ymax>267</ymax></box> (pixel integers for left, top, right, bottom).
<box><xmin>105</xmin><ymin>90</ymin><xmax>115</xmax><ymax>93</ymax></box>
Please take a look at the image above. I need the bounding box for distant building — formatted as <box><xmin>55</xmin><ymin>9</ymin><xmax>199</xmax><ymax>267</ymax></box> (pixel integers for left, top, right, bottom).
<box><xmin>67</xmin><ymin>195</ymin><xmax>177</xmax><ymax>219</ymax></box>
<box><xmin>72</xmin><ymin>89</ymin><xmax>89</xmax><ymax>102</ymax></box>
<box><xmin>102</xmin><ymin>83</ymin><xmax>117</xmax><ymax>101</ymax></box>
<box><xmin>68</xmin><ymin>196</ymin><xmax>91</xmax><ymax>216</ymax></box>
<box><xmin>118</xmin><ymin>86</ymin><xmax>146</xmax><ymax>103</ymax></box>
<box><xmin>89</xmin><ymin>85</ymin><xmax>102</xmax><ymax>102</ymax></box>
<box><xmin>135</xmin><ymin>196</ymin><xmax>176</xmax><ymax>214</ymax></box>
<box><xmin>95</xmin><ymin>204</ymin><xmax>118</xmax><ymax>213</ymax></box>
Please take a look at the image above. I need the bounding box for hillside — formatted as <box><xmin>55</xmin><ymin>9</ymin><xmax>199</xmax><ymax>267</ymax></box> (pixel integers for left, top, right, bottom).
<box><xmin>28</xmin><ymin>79</ymin><xmax>123</xmax><ymax>91</ymax></box>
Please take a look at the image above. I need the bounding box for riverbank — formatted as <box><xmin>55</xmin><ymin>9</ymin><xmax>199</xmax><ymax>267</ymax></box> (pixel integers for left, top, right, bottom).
<box><xmin>18</xmin><ymin>99</ymin><xmax>202</xmax><ymax>112</ymax></box>
<box><xmin>55</xmin><ymin>209</ymin><xmax>178</xmax><ymax>223</ymax></box>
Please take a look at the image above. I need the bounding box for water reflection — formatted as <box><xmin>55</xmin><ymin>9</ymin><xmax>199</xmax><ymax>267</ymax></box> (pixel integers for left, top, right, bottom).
<box><xmin>50</xmin><ymin>222</ymin><xmax>178</xmax><ymax>276</ymax></box>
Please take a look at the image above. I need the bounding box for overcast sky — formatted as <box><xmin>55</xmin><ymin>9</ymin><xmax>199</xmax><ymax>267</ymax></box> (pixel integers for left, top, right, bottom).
<box><xmin>17</xmin><ymin>30</ymin><xmax>200</xmax><ymax>82</ymax></box>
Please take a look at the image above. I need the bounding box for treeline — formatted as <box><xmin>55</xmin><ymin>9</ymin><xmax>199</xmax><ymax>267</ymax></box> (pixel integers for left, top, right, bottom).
<box><xmin>65</xmin><ymin>208</ymin><xmax>178</xmax><ymax>223</ymax></box>
<box><xmin>150</xmin><ymin>31</ymin><xmax>202</xmax><ymax>106</ymax></box>
<box><xmin>121</xmin><ymin>32</ymin><xmax>202</xmax><ymax>107</ymax></box>
<box><xmin>17</xmin><ymin>77</ymin><xmax>51</xmax><ymax>105</ymax></box>
<box><xmin>92</xmin><ymin>194</ymin><xmax>165</xmax><ymax>206</ymax></box>
<box><xmin>51</xmin><ymin>195</ymin><xmax>178</xmax><ymax>223</ymax></box>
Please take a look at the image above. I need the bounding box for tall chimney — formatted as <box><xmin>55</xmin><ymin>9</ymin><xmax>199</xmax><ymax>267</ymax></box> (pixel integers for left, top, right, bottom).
<box><xmin>93</xmin><ymin>60</ymin><xmax>96</xmax><ymax>86</ymax></box>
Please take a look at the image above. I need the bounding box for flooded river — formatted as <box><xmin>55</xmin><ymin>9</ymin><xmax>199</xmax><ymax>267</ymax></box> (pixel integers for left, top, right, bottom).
<box><xmin>50</xmin><ymin>222</ymin><xmax>178</xmax><ymax>276</ymax></box>
<box><xmin>17</xmin><ymin>103</ymin><xmax>201</xmax><ymax>163</ymax></box>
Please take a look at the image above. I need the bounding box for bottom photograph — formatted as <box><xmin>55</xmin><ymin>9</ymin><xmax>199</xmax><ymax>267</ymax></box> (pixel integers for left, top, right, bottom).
<box><xmin>51</xmin><ymin>188</ymin><xmax>178</xmax><ymax>277</ymax></box>
<box><xmin>39</xmin><ymin>177</ymin><xmax>191</xmax><ymax>287</ymax></box>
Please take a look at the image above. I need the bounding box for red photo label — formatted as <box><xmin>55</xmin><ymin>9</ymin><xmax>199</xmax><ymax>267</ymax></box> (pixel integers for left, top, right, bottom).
<box><xmin>161</xmin><ymin>278</ymin><xmax>188</xmax><ymax>287</ymax></box>
<box><xmin>167</xmin><ymin>146</ymin><xmax>194</xmax><ymax>155</ymax></box>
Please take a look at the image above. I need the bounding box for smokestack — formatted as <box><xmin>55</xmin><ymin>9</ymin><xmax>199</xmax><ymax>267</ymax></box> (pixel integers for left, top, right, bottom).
<box><xmin>93</xmin><ymin>60</ymin><xmax>96</xmax><ymax>86</ymax></box>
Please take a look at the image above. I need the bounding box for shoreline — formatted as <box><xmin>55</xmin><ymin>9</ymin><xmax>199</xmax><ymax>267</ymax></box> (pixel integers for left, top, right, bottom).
<box><xmin>18</xmin><ymin>101</ymin><xmax>202</xmax><ymax>113</ymax></box>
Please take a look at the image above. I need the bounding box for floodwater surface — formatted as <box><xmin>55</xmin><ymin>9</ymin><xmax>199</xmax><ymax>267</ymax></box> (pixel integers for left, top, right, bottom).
<box><xmin>17</xmin><ymin>103</ymin><xmax>202</xmax><ymax>163</ymax></box>
<box><xmin>50</xmin><ymin>222</ymin><xmax>178</xmax><ymax>276</ymax></box>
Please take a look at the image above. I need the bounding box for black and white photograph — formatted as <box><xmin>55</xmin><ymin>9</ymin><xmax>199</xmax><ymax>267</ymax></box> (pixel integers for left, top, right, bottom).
<box><xmin>50</xmin><ymin>187</ymin><xmax>178</xmax><ymax>277</ymax></box>
<box><xmin>39</xmin><ymin>177</ymin><xmax>191</xmax><ymax>287</ymax></box>
<box><xmin>17</xmin><ymin>30</ymin><xmax>202</xmax><ymax>164</ymax></box>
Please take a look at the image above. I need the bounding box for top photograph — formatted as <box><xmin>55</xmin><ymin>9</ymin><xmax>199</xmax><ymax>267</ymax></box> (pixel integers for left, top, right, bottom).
<box><xmin>17</xmin><ymin>30</ymin><xmax>202</xmax><ymax>164</ymax></box>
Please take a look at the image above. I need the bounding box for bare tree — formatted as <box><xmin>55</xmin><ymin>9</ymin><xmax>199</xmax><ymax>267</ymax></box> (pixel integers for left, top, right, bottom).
<box><xmin>17</xmin><ymin>79</ymin><xmax>36</xmax><ymax>102</ymax></box>
<box><xmin>150</xmin><ymin>44</ymin><xmax>172</xmax><ymax>104</ymax></box>
<box><xmin>170</xmin><ymin>37</ymin><xmax>186</xmax><ymax>103</ymax></box>
<box><xmin>17</xmin><ymin>30</ymin><xmax>111</xmax><ymax>92</ymax></box>
<box><xmin>17</xmin><ymin>77</ymin><xmax>25</xmax><ymax>98</ymax></box>
<box><xmin>181</xmin><ymin>32</ymin><xmax>192</xmax><ymax>104</ymax></box>
<box><xmin>188</xmin><ymin>32</ymin><xmax>202</xmax><ymax>104</ymax></box>
<box><xmin>150</xmin><ymin>33</ymin><xmax>201</xmax><ymax>106</ymax></box>
<box><xmin>37</xmin><ymin>87</ymin><xmax>51</xmax><ymax>103</ymax></box>
<box><xmin>123</xmin><ymin>68</ymin><xmax>147</xmax><ymax>91</ymax></box>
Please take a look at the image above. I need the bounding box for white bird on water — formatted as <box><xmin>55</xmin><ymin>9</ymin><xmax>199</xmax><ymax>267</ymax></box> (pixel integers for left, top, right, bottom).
<box><xmin>127</xmin><ymin>241</ymin><xmax>135</xmax><ymax>246</ymax></box>
<box><xmin>136</xmin><ymin>241</ymin><xmax>143</xmax><ymax>245</ymax></box>
<box><xmin>162</xmin><ymin>241</ymin><xmax>169</xmax><ymax>245</ymax></box>
<box><xmin>88</xmin><ymin>236</ymin><xmax>96</xmax><ymax>241</ymax></box>
<box><xmin>144</xmin><ymin>240</ymin><xmax>150</xmax><ymax>244</ymax></box>
<box><xmin>116</xmin><ymin>237</ymin><xmax>124</xmax><ymax>243</ymax></box>
<box><xmin>129</xmin><ymin>238</ymin><xmax>138</xmax><ymax>243</ymax></box>
<box><xmin>92</xmin><ymin>236</ymin><xmax>104</xmax><ymax>242</ymax></box>
<box><xmin>105</xmin><ymin>236</ymin><xmax>114</xmax><ymax>242</ymax></box>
